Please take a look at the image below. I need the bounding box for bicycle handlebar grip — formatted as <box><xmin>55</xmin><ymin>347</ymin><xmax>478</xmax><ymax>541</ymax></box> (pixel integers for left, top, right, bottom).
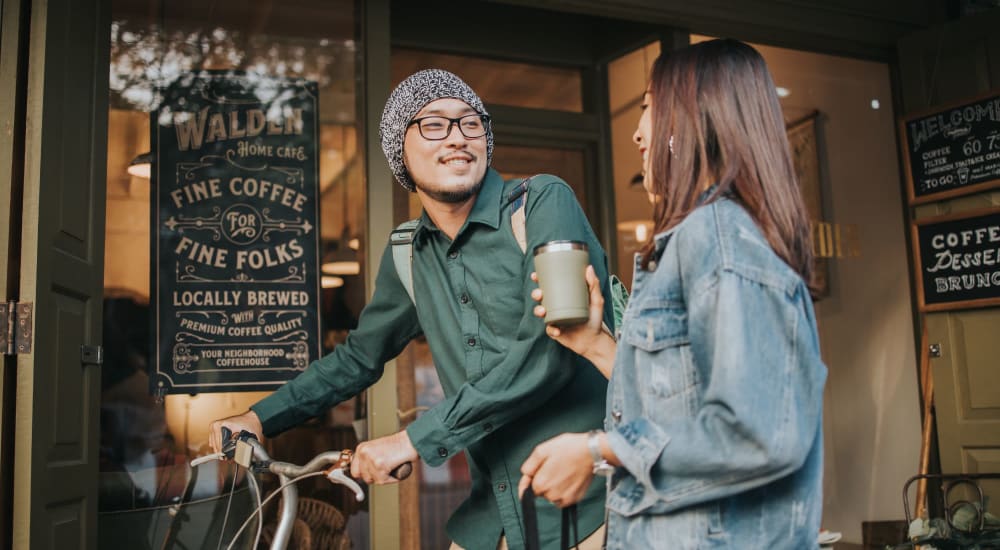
<box><xmin>390</xmin><ymin>462</ymin><xmax>413</xmax><ymax>480</ymax></box>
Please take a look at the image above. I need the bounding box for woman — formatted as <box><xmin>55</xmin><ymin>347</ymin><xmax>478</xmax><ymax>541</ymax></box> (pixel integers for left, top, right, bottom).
<box><xmin>518</xmin><ymin>39</ymin><xmax>827</xmax><ymax>549</ymax></box>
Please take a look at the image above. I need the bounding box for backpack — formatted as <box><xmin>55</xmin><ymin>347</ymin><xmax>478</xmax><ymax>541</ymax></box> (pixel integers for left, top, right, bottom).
<box><xmin>389</xmin><ymin>176</ymin><xmax>629</xmax><ymax>336</ymax></box>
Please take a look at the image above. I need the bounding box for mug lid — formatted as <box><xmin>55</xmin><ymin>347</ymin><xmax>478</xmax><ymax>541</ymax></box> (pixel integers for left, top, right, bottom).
<box><xmin>533</xmin><ymin>240</ymin><xmax>588</xmax><ymax>255</ymax></box>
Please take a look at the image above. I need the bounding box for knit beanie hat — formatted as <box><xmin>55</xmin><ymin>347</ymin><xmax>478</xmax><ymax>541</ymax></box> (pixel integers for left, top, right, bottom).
<box><xmin>379</xmin><ymin>69</ymin><xmax>494</xmax><ymax>191</ymax></box>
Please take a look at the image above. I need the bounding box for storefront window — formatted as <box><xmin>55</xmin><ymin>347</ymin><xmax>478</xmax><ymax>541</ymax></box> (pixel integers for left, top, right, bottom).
<box><xmin>392</xmin><ymin>48</ymin><xmax>585</xmax><ymax>112</ymax></box>
<box><xmin>102</xmin><ymin>1</ymin><xmax>367</xmax><ymax>547</ymax></box>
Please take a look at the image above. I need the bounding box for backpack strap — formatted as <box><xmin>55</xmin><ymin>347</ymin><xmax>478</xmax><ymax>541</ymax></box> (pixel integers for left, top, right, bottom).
<box><xmin>506</xmin><ymin>174</ymin><xmax>629</xmax><ymax>337</ymax></box>
<box><xmin>504</xmin><ymin>175</ymin><xmax>535</xmax><ymax>253</ymax></box>
<box><xmin>390</xmin><ymin>219</ymin><xmax>420</xmax><ymax>303</ymax></box>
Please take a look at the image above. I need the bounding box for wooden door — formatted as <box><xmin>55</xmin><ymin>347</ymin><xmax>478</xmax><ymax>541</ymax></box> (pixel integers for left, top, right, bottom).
<box><xmin>12</xmin><ymin>0</ymin><xmax>109</xmax><ymax>548</ymax></box>
<box><xmin>897</xmin><ymin>9</ymin><xmax>1000</xmax><ymax>509</ymax></box>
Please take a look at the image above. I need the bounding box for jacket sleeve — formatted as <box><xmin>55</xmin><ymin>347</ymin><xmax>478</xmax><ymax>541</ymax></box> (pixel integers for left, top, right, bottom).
<box><xmin>407</xmin><ymin>177</ymin><xmax>613</xmax><ymax>466</ymax></box>
<box><xmin>605</xmin><ymin>218</ymin><xmax>826</xmax><ymax>512</ymax></box>
<box><xmin>251</xmin><ymin>243</ymin><xmax>422</xmax><ymax>437</ymax></box>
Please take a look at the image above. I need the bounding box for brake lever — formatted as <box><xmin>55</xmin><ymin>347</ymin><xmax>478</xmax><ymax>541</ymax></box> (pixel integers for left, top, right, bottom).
<box><xmin>324</xmin><ymin>450</ymin><xmax>365</xmax><ymax>502</ymax></box>
<box><xmin>327</xmin><ymin>468</ymin><xmax>366</xmax><ymax>502</ymax></box>
<box><xmin>321</xmin><ymin>449</ymin><xmax>414</xmax><ymax>502</ymax></box>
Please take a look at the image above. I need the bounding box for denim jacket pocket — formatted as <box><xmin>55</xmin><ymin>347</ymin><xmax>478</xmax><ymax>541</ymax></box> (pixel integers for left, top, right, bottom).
<box><xmin>622</xmin><ymin>301</ymin><xmax>697</xmax><ymax>403</ymax></box>
<box><xmin>621</xmin><ymin>300</ymin><xmax>688</xmax><ymax>351</ymax></box>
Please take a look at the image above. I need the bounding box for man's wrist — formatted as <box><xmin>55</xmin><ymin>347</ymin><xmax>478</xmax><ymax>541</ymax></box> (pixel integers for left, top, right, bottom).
<box><xmin>397</xmin><ymin>429</ymin><xmax>420</xmax><ymax>461</ymax></box>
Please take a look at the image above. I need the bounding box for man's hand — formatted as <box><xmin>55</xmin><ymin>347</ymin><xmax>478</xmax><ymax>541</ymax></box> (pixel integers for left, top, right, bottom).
<box><xmin>518</xmin><ymin>433</ymin><xmax>594</xmax><ymax>508</ymax></box>
<box><xmin>350</xmin><ymin>430</ymin><xmax>419</xmax><ymax>485</ymax></box>
<box><xmin>208</xmin><ymin>410</ymin><xmax>263</xmax><ymax>454</ymax></box>
<box><xmin>530</xmin><ymin>265</ymin><xmax>617</xmax><ymax>379</ymax></box>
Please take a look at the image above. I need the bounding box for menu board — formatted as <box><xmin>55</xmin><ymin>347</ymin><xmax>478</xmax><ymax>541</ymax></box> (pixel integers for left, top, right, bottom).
<box><xmin>151</xmin><ymin>71</ymin><xmax>321</xmax><ymax>395</ymax></box>
<box><xmin>912</xmin><ymin>208</ymin><xmax>1000</xmax><ymax>312</ymax></box>
<box><xmin>900</xmin><ymin>91</ymin><xmax>1000</xmax><ymax>204</ymax></box>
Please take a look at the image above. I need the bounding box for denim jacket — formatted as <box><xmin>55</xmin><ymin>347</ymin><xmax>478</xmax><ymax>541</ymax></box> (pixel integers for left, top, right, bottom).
<box><xmin>603</xmin><ymin>197</ymin><xmax>827</xmax><ymax>549</ymax></box>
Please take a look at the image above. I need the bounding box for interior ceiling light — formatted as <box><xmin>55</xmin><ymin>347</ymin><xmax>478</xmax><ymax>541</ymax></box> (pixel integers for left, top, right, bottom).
<box><xmin>127</xmin><ymin>151</ymin><xmax>153</xmax><ymax>179</ymax></box>
<box><xmin>321</xmin><ymin>275</ymin><xmax>344</xmax><ymax>289</ymax></box>
<box><xmin>321</xmin><ymin>260</ymin><xmax>360</xmax><ymax>276</ymax></box>
<box><xmin>617</xmin><ymin>220</ymin><xmax>653</xmax><ymax>243</ymax></box>
<box><xmin>776</xmin><ymin>87</ymin><xmax>791</xmax><ymax>98</ymax></box>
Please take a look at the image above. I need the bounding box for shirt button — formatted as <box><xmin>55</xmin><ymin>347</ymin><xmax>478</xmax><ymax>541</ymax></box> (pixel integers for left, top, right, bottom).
<box><xmin>612</xmin><ymin>410</ymin><xmax>622</xmax><ymax>423</ymax></box>
<box><xmin>467</xmin><ymin>337</ymin><xmax>476</xmax><ymax>347</ymax></box>
<box><xmin>497</xmin><ymin>483</ymin><xmax>507</xmax><ymax>492</ymax></box>
<box><xmin>437</xmin><ymin>447</ymin><xmax>448</xmax><ymax>457</ymax></box>
<box><xmin>448</xmin><ymin>251</ymin><xmax>459</xmax><ymax>259</ymax></box>
<box><xmin>460</xmin><ymin>293</ymin><xmax>470</xmax><ymax>304</ymax></box>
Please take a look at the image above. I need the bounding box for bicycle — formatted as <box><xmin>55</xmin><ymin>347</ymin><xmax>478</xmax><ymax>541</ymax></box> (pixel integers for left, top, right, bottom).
<box><xmin>182</xmin><ymin>428</ymin><xmax>412</xmax><ymax>550</ymax></box>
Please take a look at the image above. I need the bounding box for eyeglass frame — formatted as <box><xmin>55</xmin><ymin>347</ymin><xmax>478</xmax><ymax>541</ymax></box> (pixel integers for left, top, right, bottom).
<box><xmin>407</xmin><ymin>113</ymin><xmax>491</xmax><ymax>141</ymax></box>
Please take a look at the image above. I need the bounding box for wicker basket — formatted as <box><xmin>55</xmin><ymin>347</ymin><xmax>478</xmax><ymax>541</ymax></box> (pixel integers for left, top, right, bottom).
<box><xmin>259</xmin><ymin>497</ymin><xmax>350</xmax><ymax>550</ymax></box>
<box><xmin>260</xmin><ymin>517</ymin><xmax>312</xmax><ymax>550</ymax></box>
<box><xmin>296</xmin><ymin>497</ymin><xmax>350</xmax><ymax>550</ymax></box>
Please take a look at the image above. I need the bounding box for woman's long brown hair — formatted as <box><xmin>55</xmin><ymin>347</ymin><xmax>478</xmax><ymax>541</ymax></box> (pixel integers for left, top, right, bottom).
<box><xmin>640</xmin><ymin>38</ymin><xmax>817</xmax><ymax>296</ymax></box>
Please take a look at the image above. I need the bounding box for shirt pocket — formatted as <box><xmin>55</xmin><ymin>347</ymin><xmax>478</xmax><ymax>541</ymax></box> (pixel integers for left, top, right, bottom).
<box><xmin>622</xmin><ymin>300</ymin><xmax>698</xmax><ymax>403</ymax></box>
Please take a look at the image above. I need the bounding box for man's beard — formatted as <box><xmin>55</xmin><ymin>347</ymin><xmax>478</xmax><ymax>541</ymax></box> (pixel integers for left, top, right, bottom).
<box><xmin>413</xmin><ymin>176</ymin><xmax>484</xmax><ymax>204</ymax></box>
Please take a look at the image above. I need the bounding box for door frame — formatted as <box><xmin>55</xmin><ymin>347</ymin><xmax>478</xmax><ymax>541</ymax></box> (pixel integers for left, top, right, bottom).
<box><xmin>0</xmin><ymin>0</ymin><xmax>31</xmax><ymax>547</ymax></box>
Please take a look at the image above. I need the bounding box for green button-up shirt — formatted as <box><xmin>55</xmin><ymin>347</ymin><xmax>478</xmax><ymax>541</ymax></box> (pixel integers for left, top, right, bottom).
<box><xmin>252</xmin><ymin>169</ymin><xmax>611</xmax><ymax>550</ymax></box>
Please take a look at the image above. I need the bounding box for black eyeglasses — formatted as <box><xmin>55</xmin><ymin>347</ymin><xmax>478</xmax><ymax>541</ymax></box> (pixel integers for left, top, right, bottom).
<box><xmin>408</xmin><ymin>114</ymin><xmax>491</xmax><ymax>140</ymax></box>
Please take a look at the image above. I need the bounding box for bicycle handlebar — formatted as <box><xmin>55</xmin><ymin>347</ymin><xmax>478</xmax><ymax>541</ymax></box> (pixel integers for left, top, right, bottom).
<box><xmin>194</xmin><ymin>428</ymin><xmax>414</xmax><ymax>550</ymax></box>
<box><xmin>216</xmin><ymin>426</ymin><xmax>413</xmax><ymax>482</ymax></box>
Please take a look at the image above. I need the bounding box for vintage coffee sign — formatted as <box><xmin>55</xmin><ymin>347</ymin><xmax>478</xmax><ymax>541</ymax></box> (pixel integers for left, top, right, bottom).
<box><xmin>151</xmin><ymin>71</ymin><xmax>321</xmax><ymax>394</ymax></box>
<box><xmin>900</xmin><ymin>91</ymin><xmax>1000</xmax><ymax>204</ymax></box>
<box><xmin>912</xmin><ymin>208</ymin><xmax>1000</xmax><ymax>312</ymax></box>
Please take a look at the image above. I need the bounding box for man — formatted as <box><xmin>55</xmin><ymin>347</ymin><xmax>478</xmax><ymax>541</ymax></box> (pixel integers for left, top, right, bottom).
<box><xmin>209</xmin><ymin>69</ymin><xmax>611</xmax><ymax>550</ymax></box>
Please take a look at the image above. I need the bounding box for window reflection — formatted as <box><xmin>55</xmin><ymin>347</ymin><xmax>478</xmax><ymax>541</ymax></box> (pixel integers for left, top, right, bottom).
<box><xmin>102</xmin><ymin>1</ymin><xmax>366</xmax><ymax>548</ymax></box>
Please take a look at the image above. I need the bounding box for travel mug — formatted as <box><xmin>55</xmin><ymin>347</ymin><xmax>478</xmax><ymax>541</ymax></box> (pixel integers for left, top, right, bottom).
<box><xmin>533</xmin><ymin>240</ymin><xmax>590</xmax><ymax>326</ymax></box>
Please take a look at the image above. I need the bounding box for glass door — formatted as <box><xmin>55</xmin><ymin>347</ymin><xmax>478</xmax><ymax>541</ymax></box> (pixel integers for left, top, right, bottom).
<box><xmin>102</xmin><ymin>1</ymin><xmax>369</xmax><ymax>547</ymax></box>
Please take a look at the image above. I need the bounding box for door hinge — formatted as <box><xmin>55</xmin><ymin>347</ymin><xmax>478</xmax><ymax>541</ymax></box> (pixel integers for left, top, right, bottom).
<box><xmin>0</xmin><ymin>301</ymin><xmax>33</xmax><ymax>356</ymax></box>
<box><xmin>81</xmin><ymin>345</ymin><xmax>104</xmax><ymax>367</ymax></box>
<box><xmin>929</xmin><ymin>343</ymin><xmax>941</xmax><ymax>358</ymax></box>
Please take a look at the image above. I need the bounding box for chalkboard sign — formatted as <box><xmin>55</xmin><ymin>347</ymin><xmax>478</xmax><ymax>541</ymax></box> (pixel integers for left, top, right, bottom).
<box><xmin>900</xmin><ymin>91</ymin><xmax>1000</xmax><ymax>204</ymax></box>
<box><xmin>912</xmin><ymin>208</ymin><xmax>1000</xmax><ymax>312</ymax></box>
<box><xmin>151</xmin><ymin>71</ymin><xmax>321</xmax><ymax>395</ymax></box>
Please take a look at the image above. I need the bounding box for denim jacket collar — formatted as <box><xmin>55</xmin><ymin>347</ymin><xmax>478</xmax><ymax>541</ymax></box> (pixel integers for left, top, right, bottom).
<box><xmin>647</xmin><ymin>183</ymin><xmax>723</xmax><ymax>266</ymax></box>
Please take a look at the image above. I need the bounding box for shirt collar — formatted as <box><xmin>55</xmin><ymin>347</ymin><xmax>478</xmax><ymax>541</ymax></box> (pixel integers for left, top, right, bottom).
<box><xmin>467</xmin><ymin>167</ymin><xmax>504</xmax><ymax>230</ymax></box>
<box><xmin>413</xmin><ymin>167</ymin><xmax>504</xmax><ymax>239</ymax></box>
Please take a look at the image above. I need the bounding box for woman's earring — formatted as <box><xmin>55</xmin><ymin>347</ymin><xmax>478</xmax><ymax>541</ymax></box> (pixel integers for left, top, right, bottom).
<box><xmin>668</xmin><ymin>135</ymin><xmax>675</xmax><ymax>155</ymax></box>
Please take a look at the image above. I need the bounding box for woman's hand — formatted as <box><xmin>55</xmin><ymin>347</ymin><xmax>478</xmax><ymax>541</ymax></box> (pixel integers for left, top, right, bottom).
<box><xmin>518</xmin><ymin>433</ymin><xmax>595</xmax><ymax>508</ymax></box>
<box><xmin>532</xmin><ymin>265</ymin><xmax>616</xmax><ymax>378</ymax></box>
